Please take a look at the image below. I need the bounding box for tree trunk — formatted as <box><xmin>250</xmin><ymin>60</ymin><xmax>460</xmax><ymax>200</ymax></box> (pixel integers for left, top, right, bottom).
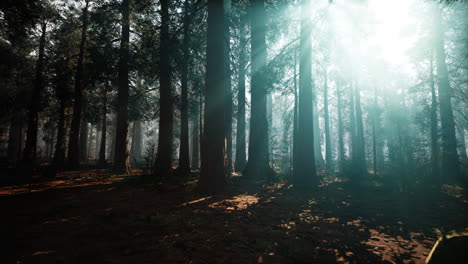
<box><xmin>154</xmin><ymin>0</ymin><xmax>174</xmax><ymax>177</ymax></box>
<box><xmin>198</xmin><ymin>0</ymin><xmax>226</xmax><ymax>194</ymax></box>
<box><xmin>433</xmin><ymin>4</ymin><xmax>460</xmax><ymax>182</ymax></box>
<box><xmin>354</xmin><ymin>82</ymin><xmax>367</xmax><ymax>176</ymax></box>
<box><xmin>178</xmin><ymin>0</ymin><xmax>191</xmax><ymax>174</ymax></box>
<box><xmin>323</xmin><ymin>68</ymin><xmax>332</xmax><ymax>171</ymax></box>
<box><xmin>191</xmin><ymin>101</ymin><xmax>200</xmax><ymax>170</ymax></box>
<box><xmin>7</xmin><ymin>111</ymin><xmax>25</xmax><ymax>164</ymax></box>
<box><xmin>130</xmin><ymin>120</ymin><xmax>143</xmax><ymax>166</ymax></box>
<box><xmin>234</xmin><ymin>12</ymin><xmax>247</xmax><ymax>172</ymax></box>
<box><xmin>372</xmin><ymin>85</ymin><xmax>378</xmax><ymax>176</ymax></box>
<box><xmin>67</xmin><ymin>1</ymin><xmax>89</xmax><ymax>170</ymax></box>
<box><xmin>294</xmin><ymin>0</ymin><xmax>317</xmax><ymax>187</ymax></box>
<box><xmin>349</xmin><ymin>82</ymin><xmax>357</xmax><ymax>168</ymax></box>
<box><xmin>244</xmin><ymin>0</ymin><xmax>272</xmax><ymax>180</ymax></box>
<box><xmin>113</xmin><ymin>0</ymin><xmax>131</xmax><ymax>174</ymax></box>
<box><xmin>95</xmin><ymin>121</ymin><xmax>101</xmax><ymax>159</ymax></box>
<box><xmin>292</xmin><ymin>50</ymin><xmax>298</xmax><ymax>176</ymax></box>
<box><xmin>79</xmin><ymin>96</ymin><xmax>88</xmax><ymax>162</ymax></box>
<box><xmin>429</xmin><ymin>50</ymin><xmax>440</xmax><ymax>183</ymax></box>
<box><xmin>98</xmin><ymin>88</ymin><xmax>107</xmax><ymax>166</ymax></box>
<box><xmin>49</xmin><ymin>99</ymin><xmax>68</xmax><ymax>177</ymax></box>
<box><xmin>336</xmin><ymin>80</ymin><xmax>345</xmax><ymax>172</ymax></box>
<box><xmin>21</xmin><ymin>21</ymin><xmax>47</xmax><ymax>179</ymax></box>
<box><xmin>224</xmin><ymin>0</ymin><xmax>233</xmax><ymax>175</ymax></box>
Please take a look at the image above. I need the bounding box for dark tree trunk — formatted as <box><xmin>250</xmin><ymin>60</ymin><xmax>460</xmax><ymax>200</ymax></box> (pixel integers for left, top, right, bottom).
<box><xmin>79</xmin><ymin>96</ymin><xmax>88</xmax><ymax>162</ymax></box>
<box><xmin>198</xmin><ymin>0</ymin><xmax>226</xmax><ymax>194</ymax></box>
<box><xmin>191</xmin><ymin>101</ymin><xmax>200</xmax><ymax>170</ymax></box>
<box><xmin>372</xmin><ymin>85</ymin><xmax>378</xmax><ymax>176</ymax></box>
<box><xmin>429</xmin><ymin>50</ymin><xmax>439</xmax><ymax>183</ymax></box>
<box><xmin>130</xmin><ymin>120</ymin><xmax>143</xmax><ymax>166</ymax></box>
<box><xmin>113</xmin><ymin>0</ymin><xmax>131</xmax><ymax>174</ymax></box>
<box><xmin>323</xmin><ymin>68</ymin><xmax>332</xmax><ymax>171</ymax></box>
<box><xmin>154</xmin><ymin>0</ymin><xmax>174</xmax><ymax>177</ymax></box>
<box><xmin>49</xmin><ymin>100</ymin><xmax>68</xmax><ymax>176</ymax></box>
<box><xmin>224</xmin><ymin>0</ymin><xmax>233</xmax><ymax>175</ymax></box>
<box><xmin>98</xmin><ymin>88</ymin><xmax>107</xmax><ymax>166</ymax></box>
<box><xmin>178</xmin><ymin>0</ymin><xmax>191</xmax><ymax>174</ymax></box>
<box><xmin>292</xmin><ymin>50</ymin><xmax>298</xmax><ymax>176</ymax></box>
<box><xmin>244</xmin><ymin>0</ymin><xmax>272</xmax><ymax>180</ymax></box>
<box><xmin>7</xmin><ymin>111</ymin><xmax>25</xmax><ymax>164</ymax></box>
<box><xmin>433</xmin><ymin>4</ymin><xmax>460</xmax><ymax>182</ymax></box>
<box><xmin>234</xmin><ymin>13</ymin><xmax>247</xmax><ymax>173</ymax></box>
<box><xmin>293</xmin><ymin>0</ymin><xmax>317</xmax><ymax>187</ymax></box>
<box><xmin>67</xmin><ymin>1</ymin><xmax>89</xmax><ymax>170</ymax></box>
<box><xmin>21</xmin><ymin>21</ymin><xmax>47</xmax><ymax>179</ymax></box>
<box><xmin>349</xmin><ymin>82</ymin><xmax>357</xmax><ymax>167</ymax></box>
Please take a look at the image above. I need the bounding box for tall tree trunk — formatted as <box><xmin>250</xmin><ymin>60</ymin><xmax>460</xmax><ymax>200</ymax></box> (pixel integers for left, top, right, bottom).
<box><xmin>234</xmin><ymin>12</ymin><xmax>247</xmax><ymax>172</ymax></box>
<box><xmin>79</xmin><ymin>96</ymin><xmax>88</xmax><ymax>162</ymax></box>
<box><xmin>130</xmin><ymin>120</ymin><xmax>143</xmax><ymax>166</ymax></box>
<box><xmin>113</xmin><ymin>0</ymin><xmax>131</xmax><ymax>174</ymax></box>
<box><xmin>178</xmin><ymin>0</ymin><xmax>191</xmax><ymax>174</ymax></box>
<box><xmin>354</xmin><ymin>82</ymin><xmax>367</xmax><ymax>176</ymax></box>
<box><xmin>433</xmin><ymin>4</ymin><xmax>460</xmax><ymax>182</ymax></box>
<box><xmin>95</xmin><ymin>121</ymin><xmax>101</xmax><ymax>158</ymax></box>
<box><xmin>323</xmin><ymin>68</ymin><xmax>332</xmax><ymax>170</ymax></box>
<box><xmin>67</xmin><ymin>1</ymin><xmax>89</xmax><ymax>170</ymax></box>
<box><xmin>429</xmin><ymin>50</ymin><xmax>439</xmax><ymax>183</ymax></box>
<box><xmin>224</xmin><ymin>0</ymin><xmax>233</xmax><ymax>175</ymax></box>
<box><xmin>198</xmin><ymin>0</ymin><xmax>226</xmax><ymax>194</ymax></box>
<box><xmin>244</xmin><ymin>0</ymin><xmax>271</xmax><ymax>180</ymax></box>
<box><xmin>49</xmin><ymin>99</ymin><xmax>68</xmax><ymax>177</ymax></box>
<box><xmin>191</xmin><ymin>101</ymin><xmax>200</xmax><ymax>170</ymax></box>
<box><xmin>21</xmin><ymin>21</ymin><xmax>47</xmax><ymax>179</ymax></box>
<box><xmin>154</xmin><ymin>0</ymin><xmax>174</xmax><ymax>177</ymax></box>
<box><xmin>292</xmin><ymin>49</ymin><xmax>298</xmax><ymax>176</ymax></box>
<box><xmin>349</xmin><ymin>82</ymin><xmax>357</xmax><ymax>167</ymax></box>
<box><xmin>294</xmin><ymin>0</ymin><xmax>317</xmax><ymax>187</ymax></box>
<box><xmin>372</xmin><ymin>85</ymin><xmax>378</xmax><ymax>176</ymax></box>
<box><xmin>7</xmin><ymin>111</ymin><xmax>25</xmax><ymax>164</ymax></box>
<box><xmin>336</xmin><ymin>80</ymin><xmax>345</xmax><ymax>172</ymax></box>
<box><xmin>98</xmin><ymin>87</ymin><xmax>107</xmax><ymax>166</ymax></box>
<box><xmin>313</xmin><ymin>101</ymin><xmax>324</xmax><ymax>169</ymax></box>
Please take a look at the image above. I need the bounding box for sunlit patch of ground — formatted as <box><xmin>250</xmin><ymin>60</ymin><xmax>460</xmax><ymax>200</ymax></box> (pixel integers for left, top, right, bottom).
<box><xmin>1</xmin><ymin>169</ymin><xmax>466</xmax><ymax>264</ymax></box>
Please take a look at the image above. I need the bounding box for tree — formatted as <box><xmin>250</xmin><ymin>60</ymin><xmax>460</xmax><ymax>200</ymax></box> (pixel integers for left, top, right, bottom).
<box><xmin>154</xmin><ymin>0</ymin><xmax>174</xmax><ymax>177</ymax></box>
<box><xmin>198</xmin><ymin>0</ymin><xmax>226</xmax><ymax>194</ymax></box>
<box><xmin>244</xmin><ymin>0</ymin><xmax>272</xmax><ymax>180</ymax></box>
<box><xmin>67</xmin><ymin>0</ymin><xmax>90</xmax><ymax>170</ymax></box>
<box><xmin>293</xmin><ymin>0</ymin><xmax>317</xmax><ymax>187</ymax></box>
<box><xmin>113</xmin><ymin>0</ymin><xmax>131</xmax><ymax>174</ymax></box>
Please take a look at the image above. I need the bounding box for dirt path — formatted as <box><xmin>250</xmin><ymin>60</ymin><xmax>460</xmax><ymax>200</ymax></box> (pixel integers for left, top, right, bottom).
<box><xmin>1</xmin><ymin>170</ymin><xmax>467</xmax><ymax>264</ymax></box>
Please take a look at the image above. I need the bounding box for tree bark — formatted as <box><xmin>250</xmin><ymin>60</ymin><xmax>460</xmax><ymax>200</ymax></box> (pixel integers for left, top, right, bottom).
<box><xmin>234</xmin><ymin>13</ymin><xmax>247</xmax><ymax>173</ymax></box>
<box><xmin>294</xmin><ymin>0</ymin><xmax>317</xmax><ymax>187</ymax></box>
<box><xmin>354</xmin><ymin>82</ymin><xmax>367</xmax><ymax>176</ymax></box>
<box><xmin>113</xmin><ymin>0</ymin><xmax>131</xmax><ymax>174</ymax></box>
<box><xmin>130</xmin><ymin>120</ymin><xmax>143</xmax><ymax>166</ymax></box>
<box><xmin>178</xmin><ymin>0</ymin><xmax>191</xmax><ymax>174</ymax></box>
<box><xmin>154</xmin><ymin>0</ymin><xmax>174</xmax><ymax>177</ymax></box>
<box><xmin>198</xmin><ymin>0</ymin><xmax>226</xmax><ymax>194</ymax></box>
<box><xmin>79</xmin><ymin>96</ymin><xmax>88</xmax><ymax>162</ymax></box>
<box><xmin>98</xmin><ymin>87</ymin><xmax>107</xmax><ymax>166</ymax></box>
<box><xmin>67</xmin><ymin>1</ymin><xmax>89</xmax><ymax>170</ymax></box>
<box><xmin>224</xmin><ymin>0</ymin><xmax>233</xmax><ymax>175</ymax></box>
<box><xmin>244</xmin><ymin>0</ymin><xmax>272</xmax><ymax>180</ymax></box>
<box><xmin>324</xmin><ymin>68</ymin><xmax>332</xmax><ymax>171</ymax></box>
<box><xmin>433</xmin><ymin>4</ymin><xmax>460</xmax><ymax>182</ymax></box>
<box><xmin>21</xmin><ymin>21</ymin><xmax>47</xmax><ymax>179</ymax></box>
<box><xmin>336</xmin><ymin>79</ymin><xmax>345</xmax><ymax>172</ymax></box>
<box><xmin>191</xmin><ymin>101</ymin><xmax>200</xmax><ymax>170</ymax></box>
<box><xmin>429</xmin><ymin>50</ymin><xmax>440</xmax><ymax>183</ymax></box>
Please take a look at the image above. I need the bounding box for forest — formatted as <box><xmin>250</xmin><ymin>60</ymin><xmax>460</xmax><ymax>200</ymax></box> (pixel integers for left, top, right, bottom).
<box><xmin>0</xmin><ymin>0</ymin><xmax>467</xmax><ymax>263</ymax></box>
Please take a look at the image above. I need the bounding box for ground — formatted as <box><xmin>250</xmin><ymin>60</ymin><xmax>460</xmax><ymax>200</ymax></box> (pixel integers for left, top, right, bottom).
<box><xmin>1</xmin><ymin>169</ymin><xmax>467</xmax><ymax>264</ymax></box>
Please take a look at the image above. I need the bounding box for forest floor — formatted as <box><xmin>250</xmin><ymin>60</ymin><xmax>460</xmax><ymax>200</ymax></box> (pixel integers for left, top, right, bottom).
<box><xmin>1</xmin><ymin>167</ymin><xmax>467</xmax><ymax>264</ymax></box>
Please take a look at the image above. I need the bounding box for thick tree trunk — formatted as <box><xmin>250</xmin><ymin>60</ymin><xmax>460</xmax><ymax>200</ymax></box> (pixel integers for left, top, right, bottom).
<box><xmin>372</xmin><ymin>85</ymin><xmax>378</xmax><ymax>176</ymax></box>
<box><xmin>292</xmin><ymin>50</ymin><xmax>298</xmax><ymax>176</ymax></box>
<box><xmin>113</xmin><ymin>0</ymin><xmax>131</xmax><ymax>174</ymax></box>
<box><xmin>178</xmin><ymin>0</ymin><xmax>191</xmax><ymax>174</ymax></box>
<box><xmin>349</xmin><ymin>82</ymin><xmax>357</xmax><ymax>167</ymax></box>
<box><xmin>154</xmin><ymin>0</ymin><xmax>174</xmax><ymax>177</ymax></box>
<box><xmin>294</xmin><ymin>0</ymin><xmax>317</xmax><ymax>187</ymax></box>
<box><xmin>191</xmin><ymin>103</ymin><xmax>200</xmax><ymax>170</ymax></box>
<box><xmin>79</xmin><ymin>96</ymin><xmax>88</xmax><ymax>162</ymax></box>
<box><xmin>433</xmin><ymin>5</ymin><xmax>460</xmax><ymax>182</ymax></box>
<box><xmin>67</xmin><ymin>1</ymin><xmax>89</xmax><ymax>170</ymax></box>
<box><xmin>429</xmin><ymin>50</ymin><xmax>440</xmax><ymax>183</ymax></box>
<box><xmin>324</xmin><ymin>68</ymin><xmax>332</xmax><ymax>171</ymax></box>
<box><xmin>198</xmin><ymin>0</ymin><xmax>226</xmax><ymax>194</ymax></box>
<box><xmin>98</xmin><ymin>87</ymin><xmax>107</xmax><ymax>166</ymax></box>
<box><xmin>224</xmin><ymin>0</ymin><xmax>233</xmax><ymax>175</ymax></box>
<box><xmin>7</xmin><ymin>111</ymin><xmax>25</xmax><ymax>164</ymax></box>
<box><xmin>234</xmin><ymin>13</ymin><xmax>247</xmax><ymax>172</ymax></box>
<box><xmin>130</xmin><ymin>120</ymin><xmax>143</xmax><ymax>166</ymax></box>
<box><xmin>244</xmin><ymin>0</ymin><xmax>272</xmax><ymax>180</ymax></box>
<box><xmin>21</xmin><ymin>21</ymin><xmax>47</xmax><ymax>179</ymax></box>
